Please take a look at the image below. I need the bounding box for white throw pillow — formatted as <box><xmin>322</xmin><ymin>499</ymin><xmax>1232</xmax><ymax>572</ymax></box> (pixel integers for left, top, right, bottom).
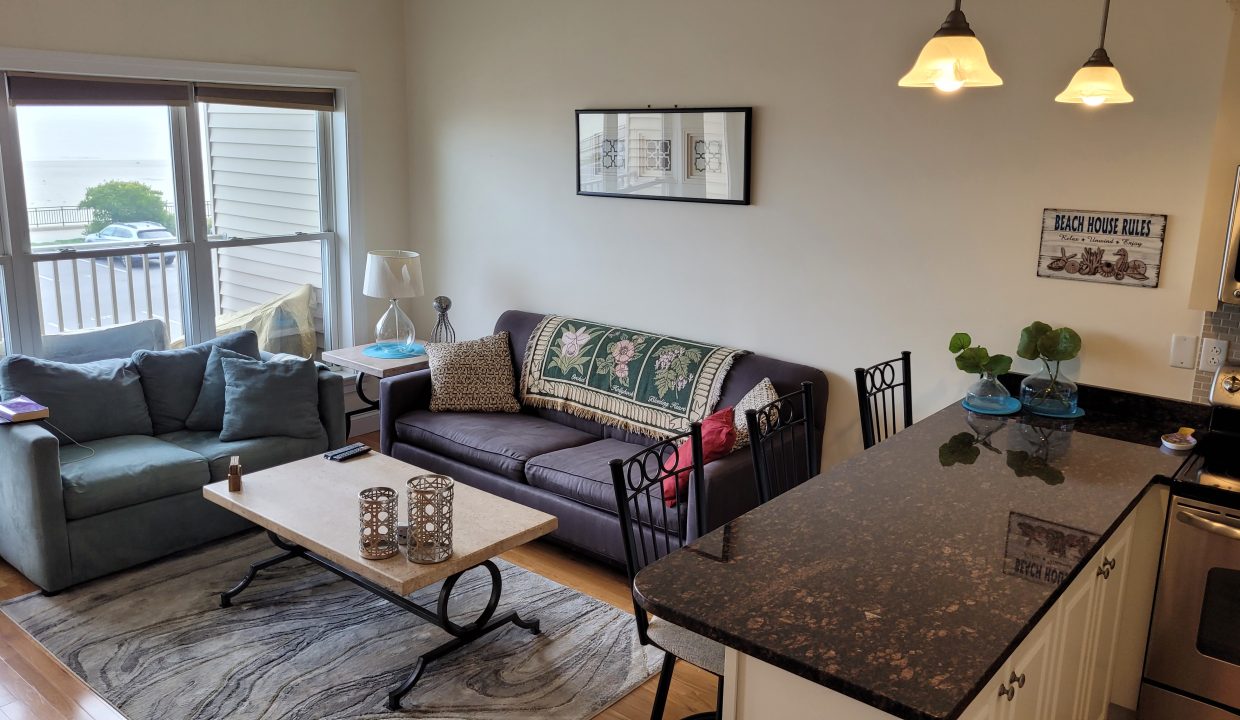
<box><xmin>731</xmin><ymin>378</ymin><xmax>779</xmax><ymax>450</ymax></box>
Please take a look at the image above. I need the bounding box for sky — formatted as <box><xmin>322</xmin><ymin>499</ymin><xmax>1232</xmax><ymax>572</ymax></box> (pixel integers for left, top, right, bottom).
<box><xmin>16</xmin><ymin>105</ymin><xmax>172</xmax><ymax>161</ymax></box>
<box><xmin>15</xmin><ymin>105</ymin><xmax>181</xmax><ymax>207</ymax></box>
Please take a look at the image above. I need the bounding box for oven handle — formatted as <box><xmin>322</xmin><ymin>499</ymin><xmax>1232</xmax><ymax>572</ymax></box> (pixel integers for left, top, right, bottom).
<box><xmin>1176</xmin><ymin>509</ymin><xmax>1240</xmax><ymax>541</ymax></box>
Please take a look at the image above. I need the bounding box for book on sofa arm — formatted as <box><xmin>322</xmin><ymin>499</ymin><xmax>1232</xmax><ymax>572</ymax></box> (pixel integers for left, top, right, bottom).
<box><xmin>0</xmin><ymin>395</ymin><xmax>49</xmax><ymax>423</ymax></box>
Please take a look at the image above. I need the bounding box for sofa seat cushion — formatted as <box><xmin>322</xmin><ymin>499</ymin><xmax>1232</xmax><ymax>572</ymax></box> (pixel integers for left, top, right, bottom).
<box><xmin>160</xmin><ymin>430</ymin><xmax>328</xmax><ymax>481</ymax></box>
<box><xmin>394</xmin><ymin>410</ymin><xmax>596</xmax><ymax>481</ymax></box>
<box><xmin>525</xmin><ymin>438</ymin><xmax>648</xmax><ymax>516</ymax></box>
<box><xmin>61</xmin><ymin>435</ymin><xmax>210</xmax><ymax>520</ymax></box>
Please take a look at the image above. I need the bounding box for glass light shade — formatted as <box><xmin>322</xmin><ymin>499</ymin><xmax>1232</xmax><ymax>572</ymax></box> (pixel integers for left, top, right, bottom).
<box><xmin>373</xmin><ymin>298</ymin><xmax>418</xmax><ymax>356</ymax></box>
<box><xmin>1055</xmin><ymin>64</ymin><xmax>1133</xmax><ymax>105</ymax></box>
<box><xmin>898</xmin><ymin>35</ymin><xmax>1003</xmax><ymax>91</ymax></box>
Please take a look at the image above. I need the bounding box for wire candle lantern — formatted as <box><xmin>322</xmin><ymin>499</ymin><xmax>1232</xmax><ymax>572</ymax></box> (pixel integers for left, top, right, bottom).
<box><xmin>406</xmin><ymin>474</ymin><xmax>454</xmax><ymax>563</ymax></box>
<box><xmin>358</xmin><ymin>487</ymin><xmax>399</xmax><ymax>559</ymax></box>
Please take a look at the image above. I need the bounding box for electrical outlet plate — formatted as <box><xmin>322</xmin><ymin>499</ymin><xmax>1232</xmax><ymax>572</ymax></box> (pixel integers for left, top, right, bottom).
<box><xmin>1200</xmin><ymin>338</ymin><xmax>1231</xmax><ymax>372</ymax></box>
<box><xmin>1171</xmin><ymin>335</ymin><xmax>1199</xmax><ymax>369</ymax></box>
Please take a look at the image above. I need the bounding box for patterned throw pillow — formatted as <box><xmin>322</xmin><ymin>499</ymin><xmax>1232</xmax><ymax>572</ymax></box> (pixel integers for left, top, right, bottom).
<box><xmin>427</xmin><ymin>332</ymin><xmax>521</xmax><ymax>413</ymax></box>
<box><xmin>732</xmin><ymin>378</ymin><xmax>780</xmax><ymax>450</ymax></box>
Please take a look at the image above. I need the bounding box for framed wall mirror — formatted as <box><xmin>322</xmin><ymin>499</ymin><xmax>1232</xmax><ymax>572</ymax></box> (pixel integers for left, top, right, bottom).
<box><xmin>575</xmin><ymin>107</ymin><xmax>751</xmax><ymax>205</ymax></box>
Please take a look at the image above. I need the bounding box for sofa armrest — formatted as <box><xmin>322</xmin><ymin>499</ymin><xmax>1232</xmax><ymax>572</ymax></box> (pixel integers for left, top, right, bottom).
<box><xmin>316</xmin><ymin>368</ymin><xmax>346</xmax><ymax>450</ymax></box>
<box><xmin>0</xmin><ymin>423</ymin><xmax>73</xmax><ymax>592</ymax></box>
<box><xmin>379</xmin><ymin>369</ymin><xmax>432</xmax><ymax>455</ymax></box>
<box><xmin>694</xmin><ymin>449</ymin><xmax>759</xmax><ymax>537</ymax></box>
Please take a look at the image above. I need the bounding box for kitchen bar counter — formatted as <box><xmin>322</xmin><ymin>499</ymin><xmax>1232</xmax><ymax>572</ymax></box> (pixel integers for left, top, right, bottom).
<box><xmin>634</xmin><ymin>403</ymin><xmax>1187</xmax><ymax>720</ymax></box>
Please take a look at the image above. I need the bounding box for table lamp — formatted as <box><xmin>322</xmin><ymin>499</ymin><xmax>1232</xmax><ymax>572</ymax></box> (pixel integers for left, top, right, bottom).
<box><xmin>362</xmin><ymin>250</ymin><xmax>425</xmax><ymax>358</ymax></box>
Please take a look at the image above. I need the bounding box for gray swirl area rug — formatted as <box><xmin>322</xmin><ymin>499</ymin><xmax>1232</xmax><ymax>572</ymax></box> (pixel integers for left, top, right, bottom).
<box><xmin>1</xmin><ymin>532</ymin><xmax>662</xmax><ymax>720</ymax></box>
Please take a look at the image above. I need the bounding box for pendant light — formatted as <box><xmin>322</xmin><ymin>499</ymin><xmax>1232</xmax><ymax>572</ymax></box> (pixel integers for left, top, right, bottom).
<box><xmin>1056</xmin><ymin>0</ymin><xmax>1133</xmax><ymax>106</ymax></box>
<box><xmin>898</xmin><ymin>0</ymin><xmax>1003</xmax><ymax>92</ymax></box>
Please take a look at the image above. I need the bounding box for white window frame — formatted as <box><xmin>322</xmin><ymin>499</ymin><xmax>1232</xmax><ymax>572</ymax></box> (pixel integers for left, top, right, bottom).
<box><xmin>0</xmin><ymin>47</ymin><xmax>363</xmax><ymax>357</ymax></box>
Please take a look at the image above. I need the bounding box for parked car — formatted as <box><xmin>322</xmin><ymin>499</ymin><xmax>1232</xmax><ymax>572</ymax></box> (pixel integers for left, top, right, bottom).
<box><xmin>84</xmin><ymin>222</ymin><xmax>178</xmax><ymax>267</ymax></box>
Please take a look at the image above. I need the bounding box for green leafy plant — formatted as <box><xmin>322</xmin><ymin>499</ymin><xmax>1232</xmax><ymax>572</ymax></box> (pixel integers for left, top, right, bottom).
<box><xmin>1016</xmin><ymin>321</ymin><xmax>1082</xmax><ymax>397</ymax></box>
<box><xmin>79</xmin><ymin>180</ymin><xmax>175</xmax><ymax>234</ymax></box>
<box><xmin>948</xmin><ymin>332</ymin><xmax>1013</xmax><ymax>377</ymax></box>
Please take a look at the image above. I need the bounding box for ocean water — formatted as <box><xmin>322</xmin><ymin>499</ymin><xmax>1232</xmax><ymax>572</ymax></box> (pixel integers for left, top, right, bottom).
<box><xmin>22</xmin><ymin>159</ymin><xmax>175</xmax><ymax>208</ymax></box>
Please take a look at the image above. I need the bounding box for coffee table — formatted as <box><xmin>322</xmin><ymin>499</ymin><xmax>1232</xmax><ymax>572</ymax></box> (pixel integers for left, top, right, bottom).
<box><xmin>203</xmin><ymin>452</ymin><xmax>558</xmax><ymax>710</ymax></box>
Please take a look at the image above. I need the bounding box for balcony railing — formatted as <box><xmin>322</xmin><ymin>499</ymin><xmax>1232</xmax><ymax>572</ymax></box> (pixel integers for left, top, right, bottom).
<box><xmin>35</xmin><ymin>244</ymin><xmax>184</xmax><ymax>339</ymax></box>
<box><xmin>26</xmin><ymin>202</ymin><xmax>212</xmax><ymax>230</ymax></box>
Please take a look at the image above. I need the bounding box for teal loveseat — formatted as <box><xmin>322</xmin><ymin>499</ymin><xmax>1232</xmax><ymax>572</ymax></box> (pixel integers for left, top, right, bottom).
<box><xmin>0</xmin><ymin>327</ymin><xmax>346</xmax><ymax>593</ymax></box>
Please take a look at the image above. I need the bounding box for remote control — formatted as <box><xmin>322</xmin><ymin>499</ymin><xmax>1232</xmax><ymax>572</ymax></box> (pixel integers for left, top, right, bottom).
<box><xmin>324</xmin><ymin>442</ymin><xmax>362</xmax><ymax>460</ymax></box>
<box><xmin>325</xmin><ymin>442</ymin><xmax>370</xmax><ymax>461</ymax></box>
<box><xmin>328</xmin><ymin>444</ymin><xmax>371</xmax><ymax>462</ymax></box>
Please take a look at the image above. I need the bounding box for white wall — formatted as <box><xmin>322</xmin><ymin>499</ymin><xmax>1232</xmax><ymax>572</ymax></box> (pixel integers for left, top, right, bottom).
<box><xmin>406</xmin><ymin>0</ymin><xmax>1235</xmax><ymax>466</ymax></box>
<box><xmin>0</xmin><ymin>0</ymin><xmax>410</xmax><ymax>339</ymax></box>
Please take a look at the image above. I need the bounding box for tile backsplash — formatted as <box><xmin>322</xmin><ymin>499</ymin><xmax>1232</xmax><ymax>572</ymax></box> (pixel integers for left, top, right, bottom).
<box><xmin>1194</xmin><ymin>302</ymin><xmax>1240</xmax><ymax>403</ymax></box>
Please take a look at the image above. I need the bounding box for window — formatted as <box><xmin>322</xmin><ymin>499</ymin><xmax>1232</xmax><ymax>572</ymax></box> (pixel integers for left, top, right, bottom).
<box><xmin>197</xmin><ymin>102</ymin><xmax>330</xmax><ymax>357</ymax></box>
<box><xmin>17</xmin><ymin>105</ymin><xmax>178</xmax><ymax>253</ymax></box>
<box><xmin>0</xmin><ymin>71</ymin><xmax>341</xmax><ymax>360</ymax></box>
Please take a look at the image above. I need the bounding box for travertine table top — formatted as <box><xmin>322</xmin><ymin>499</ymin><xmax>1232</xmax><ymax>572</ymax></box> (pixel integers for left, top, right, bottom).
<box><xmin>204</xmin><ymin>452</ymin><xmax>557</xmax><ymax>595</ymax></box>
<box><xmin>321</xmin><ymin>344</ymin><xmax>429</xmax><ymax>378</ymax></box>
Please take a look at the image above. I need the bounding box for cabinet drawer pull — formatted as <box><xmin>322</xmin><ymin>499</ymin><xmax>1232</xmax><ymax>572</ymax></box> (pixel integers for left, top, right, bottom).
<box><xmin>998</xmin><ymin>683</ymin><xmax>1015</xmax><ymax>701</ymax></box>
<box><xmin>1096</xmin><ymin>555</ymin><xmax>1115</xmax><ymax>579</ymax></box>
<box><xmin>1009</xmin><ymin>671</ymin><xmax>1026</xmax><ymax>688</ymax></box>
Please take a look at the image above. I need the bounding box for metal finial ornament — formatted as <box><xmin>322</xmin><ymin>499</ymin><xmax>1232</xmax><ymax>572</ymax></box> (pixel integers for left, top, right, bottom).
<box><xmin>430</xmin><ymin>296</ymin><xmax>456</xmax><ymax>343</ymax></box>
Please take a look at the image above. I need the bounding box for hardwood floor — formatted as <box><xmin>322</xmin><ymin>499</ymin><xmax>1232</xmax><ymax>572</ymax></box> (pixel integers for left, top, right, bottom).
<box><xmin>0</xmin><ymin>432</ymin><xmax>716</xmax><ymax>720</ymax></box>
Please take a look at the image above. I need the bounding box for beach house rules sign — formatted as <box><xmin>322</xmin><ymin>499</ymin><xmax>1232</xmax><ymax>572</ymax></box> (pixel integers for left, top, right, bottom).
<box><xmin>1038</xmin><ymin>208</ymin><xmax>1167</xmax><ymax>288</ymax></box>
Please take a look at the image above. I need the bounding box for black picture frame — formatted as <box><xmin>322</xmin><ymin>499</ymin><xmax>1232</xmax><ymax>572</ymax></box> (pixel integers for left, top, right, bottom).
<box><xmin>575</xmin><ymin>107</ymin><xmax>752</xmax><ymax>205</ymax></box>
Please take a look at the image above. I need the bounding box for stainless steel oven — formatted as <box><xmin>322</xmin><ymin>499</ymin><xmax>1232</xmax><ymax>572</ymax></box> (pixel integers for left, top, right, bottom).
<box><xmin>1142</xmin><ymin>497</ymin><xmax>1240</xmax><ymax>718</ymax></box>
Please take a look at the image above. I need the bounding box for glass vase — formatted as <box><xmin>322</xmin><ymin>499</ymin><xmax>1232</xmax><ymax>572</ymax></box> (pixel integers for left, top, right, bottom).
<box><xmin>1020</xmin><ymin>365</ymin><xmax>1079</xmax><ymax>417</ymax></box>
<box><xmin>965</xmin><ymin>372</ymin><xmax>1012</xmax><ymax>413</ymax></box>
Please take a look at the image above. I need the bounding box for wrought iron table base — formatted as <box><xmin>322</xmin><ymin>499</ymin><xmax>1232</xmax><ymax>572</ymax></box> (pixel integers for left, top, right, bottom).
<box><xmin>218</xmin><ymin>530</ymin><xmax>541</xmax><ymax>710</ymax></box>
<box><xmin>342</xmin><ymin>373</ymin><xmax>379</xmax><ymax>439</ymax></box>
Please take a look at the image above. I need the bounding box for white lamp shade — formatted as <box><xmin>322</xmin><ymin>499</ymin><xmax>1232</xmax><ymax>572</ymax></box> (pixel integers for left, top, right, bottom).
<box><xmin>363</xmin><ymin>251</ymin><xmax>425</xmax><ymax>299</ymax></box>
<box><xmin>1055</xmin><ymin>64</ymin><xmax>1133</xmax><ymax>105</ymax></box>
<box><xmin>898</xmin><ymin>35</ymin><xmax>1003</xmax><ymax>91</ymax></box>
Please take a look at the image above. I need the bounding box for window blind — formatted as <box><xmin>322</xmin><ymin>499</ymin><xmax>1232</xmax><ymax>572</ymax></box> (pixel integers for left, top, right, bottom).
<box><xmin>6</xmin><ymin>72</ymin><xmax>191</xmax><ymax>106</ymax></box>
<box><xmin>6</xmin><ymin>73</ymin><xmax>336</xmax><ymax>111</ymax></box>
<box><xmin>194</xmin><ymin>83</ymin><xmax>336</xmax><ymax>111</ymax></box>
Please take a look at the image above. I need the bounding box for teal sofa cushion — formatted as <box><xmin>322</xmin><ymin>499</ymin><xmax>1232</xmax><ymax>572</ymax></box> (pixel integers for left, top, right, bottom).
<box><xmin>60</xmin><ymin>435</ymin><xmax>210</xmax><ymax>520</ymax></box>
<box><xmin>0</xmin><ymin>356</ymin><xmax>152</xmax><ymax>444</ymax></box>
<box><xmin>220</xmin><ymin>356</ymin><xmax>322</xmax><ymax>441</ymax></box>
<box><xmin>41</xmin><ymin>319</ymin><xmax>168</xmax><ymax>364</ymax></box>
<box><xmin>159</xmin><ymin>430</ymin><xmax>328</xmax><ymax>481</ymax></box>
<box><xmin>184</xmin><ymin>346</ymin><xmax>250</xmax><ymax>431</ymax></box>
<box><xmin>132</xmin><ymin>331</ymin><xmax>260</xmax><ymax>434</ymax></box>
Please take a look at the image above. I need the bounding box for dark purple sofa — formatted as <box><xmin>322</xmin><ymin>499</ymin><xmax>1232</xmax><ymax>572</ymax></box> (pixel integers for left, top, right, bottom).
<box><xmin>380</xmin><ymin>310</ymin><xmax>828</xmax><ymax>566</ymax></box>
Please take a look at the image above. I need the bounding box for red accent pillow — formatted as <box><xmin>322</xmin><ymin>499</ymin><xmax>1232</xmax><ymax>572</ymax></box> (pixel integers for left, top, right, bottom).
<box><xmin>663</xmin><ymin>407</ymin><xmax>737</xmax><ymax>507</ymax></box>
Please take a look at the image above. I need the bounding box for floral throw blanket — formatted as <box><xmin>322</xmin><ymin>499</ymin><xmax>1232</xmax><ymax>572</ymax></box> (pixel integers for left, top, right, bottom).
<box><xmin>520</xmin><ymin>315</ymin><xmax>746</xmax><ymax>439</ymax></box>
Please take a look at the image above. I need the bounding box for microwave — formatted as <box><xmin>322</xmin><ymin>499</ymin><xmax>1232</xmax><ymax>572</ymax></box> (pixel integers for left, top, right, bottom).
<box><xmin>1223</xmin><ymin>167</ymin><xmax>1240</xmax><ymax>304</ymax></box>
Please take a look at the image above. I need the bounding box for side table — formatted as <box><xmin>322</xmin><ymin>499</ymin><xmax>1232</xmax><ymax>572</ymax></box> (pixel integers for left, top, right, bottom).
<box><xmin>322</xmin><ymin>344</ymin><xmax>429</xmax><ymax>438</ymax></box>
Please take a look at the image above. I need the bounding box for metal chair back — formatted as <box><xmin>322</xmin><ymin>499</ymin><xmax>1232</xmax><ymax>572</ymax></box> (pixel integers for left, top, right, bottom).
<box><xmin>854</xmin><ymin>351</ymin><xmax>913</xmax><ymax>449</ymax></box>
<box><xmin>609</xmin><ymin>423</ymin><xmax>704</xmax><ymax>642</ymax></box>
<box><xmin>745</xmin><ymin>381</ymin><xmax>818</xmax><ymax>505</ymax></box>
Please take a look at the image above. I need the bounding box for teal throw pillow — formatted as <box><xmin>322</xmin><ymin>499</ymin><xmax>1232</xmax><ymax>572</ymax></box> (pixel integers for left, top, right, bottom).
<box><xmin>0</xmin><ymin>355</ymin><xmax>152</xmax><ymax>444</ymax></box>
<box><xmin>220</xmin><ymin>356</ymin><xmax>323</xmax><ymax>442</ymax></box>
<box><xmin>132</xmin><ymin>331</ymin><xmax>260</xmax><ymax>434</ymax></box>
<box><xmin>185</xmin><ymin>346</ymin><xmax>251</xmax><ymax>431</ymax></box>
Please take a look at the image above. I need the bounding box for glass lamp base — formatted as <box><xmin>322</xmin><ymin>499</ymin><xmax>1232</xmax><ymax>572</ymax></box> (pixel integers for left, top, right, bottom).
<box><xmin>363</xmin><ymin>342</ymin><xmax>425</xmax><ymax>359</ymax></box>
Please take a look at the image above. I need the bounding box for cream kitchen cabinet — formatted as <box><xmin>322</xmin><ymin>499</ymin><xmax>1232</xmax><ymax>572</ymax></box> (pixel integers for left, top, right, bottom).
<box><xmin>722</xmin><ymin>487</ymin><xmax>1167</xmax><ymax>720</ymax></box>
<box><xmin>960</xmin><ymin>487</ymin><xmax>1160</xmax><ymax>720</ymax></box>
<box><xmin>959</xmin><ymin>603</ymin><xmax>1058</xmax><ymax>720</ymax></box>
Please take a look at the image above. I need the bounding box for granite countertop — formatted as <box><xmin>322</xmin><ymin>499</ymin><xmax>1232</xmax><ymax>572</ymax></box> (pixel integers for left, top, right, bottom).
<box><xmin>633</xmin><ymin>402</ymin><xmax>1189</xmax><ymax>720</ymax></box>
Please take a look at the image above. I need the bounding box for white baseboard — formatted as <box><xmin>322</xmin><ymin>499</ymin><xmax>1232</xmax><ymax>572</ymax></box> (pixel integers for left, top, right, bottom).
<box><xmin>349</xmin><ymin>410</ymin><xmax>380</xmax><ymax>438</ymax></box>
